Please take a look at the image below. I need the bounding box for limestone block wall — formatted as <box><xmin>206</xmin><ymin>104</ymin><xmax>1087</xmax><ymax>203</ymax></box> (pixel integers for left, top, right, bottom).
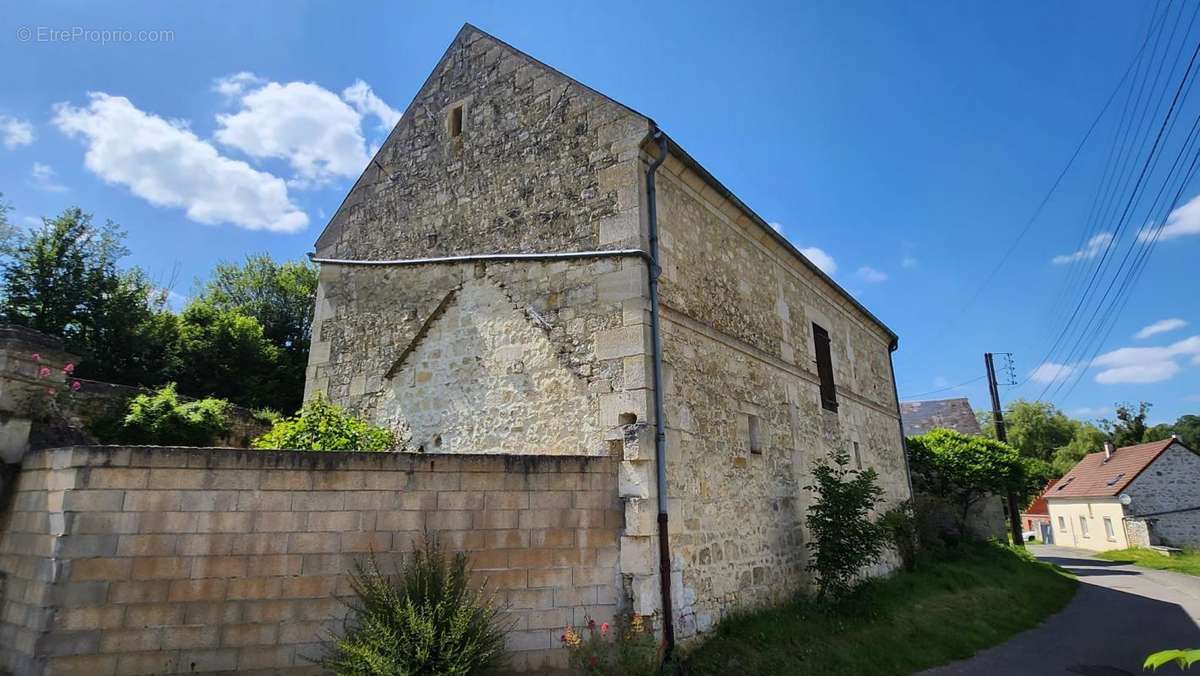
<box><xmin>648</xmin><ymin>154</ymin><xmax>910</xmax><ymax>638</ymax></box>
<box><xmin>0</xmin><ymin>446</ymin><xmax>622</xmax><ymax>675</ymax></box>
<box><xmin>1125</xmin><ymin>442</ymin><xmax>1200</xmax><ymax>547</ymax></box>
<box><xmin>307</xmin><ymin>256</ymin><xmax>650</xmax><ymax>458</ymax></box>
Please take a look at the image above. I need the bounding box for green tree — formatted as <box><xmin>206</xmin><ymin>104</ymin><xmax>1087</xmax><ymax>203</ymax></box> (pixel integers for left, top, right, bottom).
<box><xmin>1051</xmin><ymin>423</ymin><xmax>1108</xmax><ymax>475</ymax></box>
<box><xmin>907</xmin><ymin>428</ymin><xmax>1030</xmax><ymax>535</ymax></box>
<box><xmin>805</xmin><ymin>449</ymin><xmax>885</xmax><ymax>601</ymax></box>
<box><xmin>0</xmin><ymin>207</ymin><xmax>175</xmax><ymax>384</ymax></box>
<box><xmin>980</xmin><ymin>400</ymin><xmax>1078</xmax><ymax>463</ymax></box>
<box><xmin>1101</xmin><ymin>402</ymin><xmax>1152</xmax><ymax>448</ymax></box>
<box><xmin>118</xmin><ymin>383</ymin><xmax>230</xmax><ymax>446</ymax></box>
<box><xmin>1169</xmin><ymin>415</ymin><xmax>1200</xmax><ymax>449</ymax></box>
<box><xmin>252</xmin><ymin>395</ymin><xmax>394</xmax><ymax>452</ymax></box>
<box><xmin>171</xmin><ymin>301</ymin><xmax>281</xmax><ymax>409</ymax></box>
<box><xmin>193</xmin><ymin>254</ymin><xmax>317</xmax><ymax>412</ymax></box>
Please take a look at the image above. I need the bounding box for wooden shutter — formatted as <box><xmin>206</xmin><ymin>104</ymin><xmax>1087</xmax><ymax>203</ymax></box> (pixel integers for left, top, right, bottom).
<box><xmin>813</xmin><ymin>323</ymin><xmax>838</xmax><ymax>412</ymax></box>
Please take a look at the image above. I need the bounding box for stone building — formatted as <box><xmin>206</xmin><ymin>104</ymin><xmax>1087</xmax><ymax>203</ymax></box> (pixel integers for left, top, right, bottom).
<box><xmin>1047</xmin><ymin>437</ymin><xmax>1200</xmax><ymax>551</ymax></box>
<box><xmin>306</xmin><ymin>24</ymin><xmax>910</xmax><ymax>649</ymax></box>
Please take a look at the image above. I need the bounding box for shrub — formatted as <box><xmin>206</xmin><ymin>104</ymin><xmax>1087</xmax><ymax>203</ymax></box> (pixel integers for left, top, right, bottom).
<box><xmin>805</xmin><ymin>449</ymin><xmax>885</xmax><ymax>602</ymax></box>
<box><xmin>252</xmin><ymin>395</ymin><xmax>394</xmax><ymax>451</ymax></box>
<box><xmin>119</xmin><ymin>383</ymin><xmax>230</xmax><ymax>446</ymax></box>
<box><xmin>322</xmin><ymin>538</ymin><xmax>509</xmax><ymax>675</ymax></box>
<box><xmin>879</xmin><ymin>501</ymin><xmax>918</xmax><ymax>572</ymax></box>
<box><xmin>562</xmin><ymin>613</ymin><xmax>660</xmax><ymax>675</ymax></box>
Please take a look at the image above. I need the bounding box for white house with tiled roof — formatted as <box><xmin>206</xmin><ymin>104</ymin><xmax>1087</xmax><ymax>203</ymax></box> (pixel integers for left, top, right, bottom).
<box><xmin>1047</xmin><ymin>437</ymin><xmax>1200</xmax><ymax>551</ymax></box>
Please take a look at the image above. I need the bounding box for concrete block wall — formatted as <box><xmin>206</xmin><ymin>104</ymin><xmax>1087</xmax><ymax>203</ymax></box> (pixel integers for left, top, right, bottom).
<box><xmin>0</xmin><ymin>446</ymin><xmax>622</xmax><ymax>675</ymax></box>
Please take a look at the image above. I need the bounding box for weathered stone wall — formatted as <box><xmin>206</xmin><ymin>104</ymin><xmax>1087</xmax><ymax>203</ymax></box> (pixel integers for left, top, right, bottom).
<box><xmin>0</xmin><ymin>446</ymin><xmax>622</xmax><ymax>675</ymax></box>
<box><xmin>313</xmin><ymin>24</ymin><xmax>648</xmax><ymax>261</ymax></box>
<box><xmin>1125</xmin><ymin>442</ymin><xmax>1200</xmax><ymax>547</ymax></box>
<box><xmin>650</xmin><ymin>155</ymin><xmax>909</xmax><ymax>638</ymax></box>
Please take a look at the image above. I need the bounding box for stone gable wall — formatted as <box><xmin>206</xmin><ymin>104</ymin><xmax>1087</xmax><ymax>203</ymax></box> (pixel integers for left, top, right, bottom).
<box><xmin>1125</xmin><ymin>442</ymin><xmax>1200</xmax><ymax>547</ymax></box>
<box><xmin>316</xmin><ymin>26</ymin><xmax>648</xmax><ymax>260</ymax></box>
<box><xmin>0</xmin><ymin>446</ymin><xmax>622</xmax><ymax>675</ymax></box>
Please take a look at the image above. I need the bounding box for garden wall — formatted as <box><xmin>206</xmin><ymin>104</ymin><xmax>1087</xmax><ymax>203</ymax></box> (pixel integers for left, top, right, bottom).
<box><xmin>0</xmin><ymin>446</ymin><xmax>622</xmax><ymax>675</ymax></box>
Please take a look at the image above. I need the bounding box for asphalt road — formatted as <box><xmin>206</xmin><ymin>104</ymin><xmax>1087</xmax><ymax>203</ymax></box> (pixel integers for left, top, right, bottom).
<box><xmin>923</xmin><ymin>545</ymin><xmax>1200</xmax><ymax>676</ymax></box>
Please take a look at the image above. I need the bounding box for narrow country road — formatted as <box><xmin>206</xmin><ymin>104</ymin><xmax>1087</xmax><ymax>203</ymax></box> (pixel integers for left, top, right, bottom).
<box><xmin>924</xmin><ymin>545</ymin><xmax>1200</xmax><ymax>676</ymax></box>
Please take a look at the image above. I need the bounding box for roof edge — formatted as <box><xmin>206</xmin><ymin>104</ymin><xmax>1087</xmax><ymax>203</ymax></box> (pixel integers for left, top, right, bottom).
<box><xmin>654</xmin><ymin>132</ymin><xmax>899</xmax><ymax>346</ymax></box>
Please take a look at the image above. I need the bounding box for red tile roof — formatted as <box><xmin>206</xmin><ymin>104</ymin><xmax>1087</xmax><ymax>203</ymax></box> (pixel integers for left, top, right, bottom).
<box><xmin>1047</xmin><ymin>439</ymin><xmax>1176</xmax><ymax>499</ymax></box>
<box><xmin>1022</xmin><ymin>479</ymin><xmax>1057</xmax><ymax>515</ymax></box>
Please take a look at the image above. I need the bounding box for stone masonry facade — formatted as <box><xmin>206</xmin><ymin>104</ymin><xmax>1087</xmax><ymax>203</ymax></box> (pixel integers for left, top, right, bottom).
<box><xmin>1124</xmin><ymin>442</ymin><xmax>1200</xmax><ymax>547</ymax></box>
<box><xmin>304</xmin><ymin>22</ymin><xmax>911</xmax><ymax>649</ymax></box>
<box><xmin>0</xmin><ymin>446</ymin><xmax>621</xmax><ymax>674</ymax></box>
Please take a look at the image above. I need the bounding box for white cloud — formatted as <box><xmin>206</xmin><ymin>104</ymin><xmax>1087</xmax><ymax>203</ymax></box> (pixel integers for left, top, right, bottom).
<box><xmin>1135</xmin><ymin>318</ymin><xmax>1186</xmax><ymax>340</ymax></box>
<box><xmin>0</xmin><ymin>115</ymin><xmax>34</xmax><ymax>148</ymax></box>
<box><xmin>212</xmin><ymin>72</ymin><xmax>265</xmax><ymax>98</ymax></box>
<box><xmin>1070</xmin><ymin>406</ymin><xmax>1107</xmax><ymax>418</ymax></box>
<box><xmin>30</xmin><ymin>163</ymin><xmax>66</xmax><ymax>192</ymax></box>
<box><xmin>1142</xmin><ymin>192</ymin><xmax>1200</xmax><ymax>241</ymax></box>
<box><xmin>1052</xmin><ymin>232</ymin><xmax>1113</xmax><ymax>265</ymax></box>
<box><xmin>215</xmin><ymin>79</ymin><xmax>371</xmax><ymax>187</ymax></box>
<box><xmin>1095</xmin><ymin>362</ymin><xmax>1180</xmax><ymax>384</ymax></box>
<box><xmin>800</xmin><ymin>247</ymin><xmax>837</xmax><ymax>275</ymax></box>
<box><xmin>342</xmin><ymin>80</ymin><xmax>402</xmax><ymax>132</ymax></box>
<box><xmin>53</xmin><ymin>92</ymin><xmax>308</xmax><ymax>233</ymax></box>
<box><xmin>1091</xmin><ymin>335</ymin><xmax>1200</xmax><ymax>384</ymax></box>
<box><xmin>769</xmin><ymin>221</ymin><xmax>783</xmax><ymax>233</ymax></box>
<box><xmin>856</xmin><ymin>266</ymin><xmax>888</xmax><ymax>283</ymax></box>
<box><xmin>1029</xmin><ymin>362</ymin><xmax>1075</xmax><ymax>383</ymax></box>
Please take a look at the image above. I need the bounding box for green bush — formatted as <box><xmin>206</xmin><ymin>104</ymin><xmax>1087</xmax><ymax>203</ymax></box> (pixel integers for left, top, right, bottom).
<box><xmin>119</xmin><ymin>383</ymin><xmax>230</xmax><ymax>446</ymax></box>
<box><xmin>805</xmin><ymin>449</ymin><xmax>886</xmax><ymax>602</ymax></box>
<box><xmin>322</xmin><ymin>538</ymin><xmax>510</xmax><ymax>675</ymax></box>
<box><xmin>252</xmin><ymin>395</ymin><xmax>394</xmax><ymax>452</ymax></box>
<box><xmin>879</xmin><ymin>501</ymin><xmax>918</xmax><ymax>572</ymax></box>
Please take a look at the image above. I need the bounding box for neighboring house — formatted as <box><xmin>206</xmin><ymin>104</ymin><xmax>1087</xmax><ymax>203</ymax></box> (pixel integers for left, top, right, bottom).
<box><xmin>306</xmin><ymin>23</ymin><xmax>911</xmax><ymax>649</ymax></box>
<box><xmin>900</xmin><ymin>397</ymin><xmax>981</xmax><ymax>436</ymax></box>
<box><xmin>900</xmin><ymin>397</ymin><xmax>1005</xmax><ymax>540</ymax></box>
<box><xmin>1047</xmin><ymin>437</ymin><xmax>1200</xmax><ymax>551</ymax></box>
<box><xmin>1021</xmin><ymin>480</ymin><xmax>1056</xmax><ymax>543</ymax></box>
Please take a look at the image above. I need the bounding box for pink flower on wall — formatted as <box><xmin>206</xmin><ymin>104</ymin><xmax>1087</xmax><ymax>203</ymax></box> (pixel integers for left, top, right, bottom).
<box><xmin>31</xmin><ymin>353</ymin><xmax>40</xmax><ymax>362</ymax></box>
<box><xmin>46</xmin><ymin>387</ymin><xmax>56</xmax><ymax>396</ymax></box>
<box><xmin>63</xmin><ymin>362</ymin><xmax>75</xmax><ymax>374</ymax></box>
<box><xmin>70</xmin><ymin>380</ymin><xmax>81</xmax><ymax>391</ymax></box>
<box><xmin>38</xmin><ymin>366</ymin><xmax>50</xmax><ymax>378</ymax></box>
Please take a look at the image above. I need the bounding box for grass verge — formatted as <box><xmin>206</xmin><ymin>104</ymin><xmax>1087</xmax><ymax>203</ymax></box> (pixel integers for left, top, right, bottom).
<box><xmin>682</xmin><ymin>543</ymin><xmax>1076</xmax><ymax>675</ymax></box>
<box><xmin>1096</xmin><ymin>547</ymin><xmax>1200</xmax><ymax>576</ymax></box>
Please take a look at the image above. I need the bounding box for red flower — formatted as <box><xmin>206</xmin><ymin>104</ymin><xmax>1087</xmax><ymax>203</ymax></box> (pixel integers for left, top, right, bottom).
<box><xmin>70</xmin><ymin>380</ymin><xmax>81</xmax><ymax>392</ymax></box>
<box><xmin>63</xmin><ymin>362</ymin><xmax>75</xmax><ymax>374</ymax></box>
<box><xmin>601</xmin><ymin>622</ymin><xmax>609</xmax><ymax>634</ymax></box>
<box><xmin>31</xmin><ymin>353</ymin><xmax>40</xmax><ymax>362</ymax></box>
<box><xmin>38</xmin><ymin>366</ymin><xmax>50</xmax><ymax>378</ymax></box>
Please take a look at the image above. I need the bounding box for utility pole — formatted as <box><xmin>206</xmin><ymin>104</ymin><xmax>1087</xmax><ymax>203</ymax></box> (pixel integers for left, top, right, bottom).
<box><xmin>985</xmin><ymin>352</ymin><xmax>1025</xmax><ymax>549</ymax></box>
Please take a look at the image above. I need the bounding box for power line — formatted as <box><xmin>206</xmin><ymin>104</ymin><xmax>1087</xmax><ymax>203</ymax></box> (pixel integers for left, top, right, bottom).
<box><xmin>900</xmin><ymin>375</ymin><xmax>986</xmax><ymax>401</ymax></box>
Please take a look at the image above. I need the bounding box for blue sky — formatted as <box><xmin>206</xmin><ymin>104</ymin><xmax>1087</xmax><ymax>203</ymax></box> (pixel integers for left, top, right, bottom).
<box><xmin>2</xmin><ymin>1</ymin><xmax>1199</xmax><ymax>424</ymax></box>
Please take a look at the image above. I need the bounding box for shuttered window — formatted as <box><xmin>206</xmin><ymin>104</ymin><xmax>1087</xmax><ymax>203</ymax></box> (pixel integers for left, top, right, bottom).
<box><xmin>813</xmin><ymin>323</ymin><xmax>838</xmax><ymax>412</ymax></box>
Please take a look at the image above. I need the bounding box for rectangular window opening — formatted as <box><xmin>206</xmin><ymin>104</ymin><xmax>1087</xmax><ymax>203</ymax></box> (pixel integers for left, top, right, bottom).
<box><xmin>1103</xmin><ymin>516</ymin><xmax>1116</xmax><ymax>540</ymax></box>
<box><xmin>449</xmin><ymin>104</ymin><xmax>464</xmax><ymax>138</ymax></box>
<box><xmin>852</xmin><ymin>440</ymin><xmax>862</xmax><ymax>469</ymax></box>
<box><xmin>1079</xmin><ymin>515</ymin><xmax>1090</xmax><ymax>538</ymax></box>
<box><xmin>1058</xmin><ymin>516</ymin><xmax>1066</xmax><ymax>531</ymax></box>
<box><xmin>748</xmin><ymin>414</ymin><xmax>763</xmax><ymax>455</ymax></box>
<box><xmin>812</xmin><ymin>323</ymin><xmax>838</xmax><ymax>412</ymax></box>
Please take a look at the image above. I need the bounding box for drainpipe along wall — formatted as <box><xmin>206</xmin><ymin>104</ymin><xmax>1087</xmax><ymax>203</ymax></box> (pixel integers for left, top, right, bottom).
<box><xmin>643</xmin><ymin>127</ymin><xmax>675</xmax><ymax>656</ymax></box>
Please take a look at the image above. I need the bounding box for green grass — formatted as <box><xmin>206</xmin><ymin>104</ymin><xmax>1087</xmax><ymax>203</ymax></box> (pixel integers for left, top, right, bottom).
<box><xmin>1096</xmin><ymin>547</ymin><xmax>1200</xmax><ymax>576</ymax></box>
<box><xmin>682</xmin><ymin>544</ymin><xmax>1077</xmax><ymax>676</ymax></box>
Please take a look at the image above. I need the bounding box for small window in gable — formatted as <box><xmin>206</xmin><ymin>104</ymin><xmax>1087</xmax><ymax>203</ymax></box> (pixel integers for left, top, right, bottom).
<box><xmin>812</xmin><ymin>323</ymin><xmax>838</xmax><ymax>412</ymax></box>
<box><xmin>748</xmin><ymin>414</ymin><xmax>763</xmax><ymax>455</ymax></box>
<box><xmin>449</xmin><ymin>104</ymin><xmax>464</xmax><ymax>138</ymax></box>
<box><xmin>852</xmin><ymin>440</ymin><xmax>862</xmax><ymax>469</ymax></box>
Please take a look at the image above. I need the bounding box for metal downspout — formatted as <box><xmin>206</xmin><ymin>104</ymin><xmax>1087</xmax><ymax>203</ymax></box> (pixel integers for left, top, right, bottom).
<box><xmin>887</xmin><ymin>339</ymin><xmax>915</xmax><ymax>503</ymax></box>
<box><xmin>644</xmin><ymin>127</ymin><xmax>675</xmax><ymax>657</ymax></box>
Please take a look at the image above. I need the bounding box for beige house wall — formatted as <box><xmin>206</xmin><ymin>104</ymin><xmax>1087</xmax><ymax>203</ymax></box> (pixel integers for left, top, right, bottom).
<box><xmin>1046</xmin><ymin>497</ymin><xmax>1128</xmax><ymax>551</ymax></box>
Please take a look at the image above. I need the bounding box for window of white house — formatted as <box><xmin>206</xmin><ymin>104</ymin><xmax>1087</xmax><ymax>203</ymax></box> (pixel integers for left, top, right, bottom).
<box><xmin>1079</xmin><ymin>515</ymin><xmax>1090</xmax><ymax>538</ymax></box>
<box><xmin>1103</xmin><ymin>516</ymin><xmax>1116</xmax><ymax>540</ymax></box>
<box><xmin>1058</xmin><ymin>516</ymin><xmax>1066</xmax><ymax>531</ymax></box>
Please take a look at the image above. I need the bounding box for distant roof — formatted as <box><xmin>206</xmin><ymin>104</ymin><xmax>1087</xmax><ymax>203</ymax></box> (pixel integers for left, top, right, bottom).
<box><xmin>900</xmin><ymin>398</ymin><xmax>981</xmax><ymax>436</ymax></box>
<box><xmin>1048</xmin><ymin>439</ymin><xmax>1179</xmax><ymax>499</ymax></box>
<box><xmin>1022</xmin><ymin>479</ymin><xmax>1058</xmax><ymax>516</ymax></box>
